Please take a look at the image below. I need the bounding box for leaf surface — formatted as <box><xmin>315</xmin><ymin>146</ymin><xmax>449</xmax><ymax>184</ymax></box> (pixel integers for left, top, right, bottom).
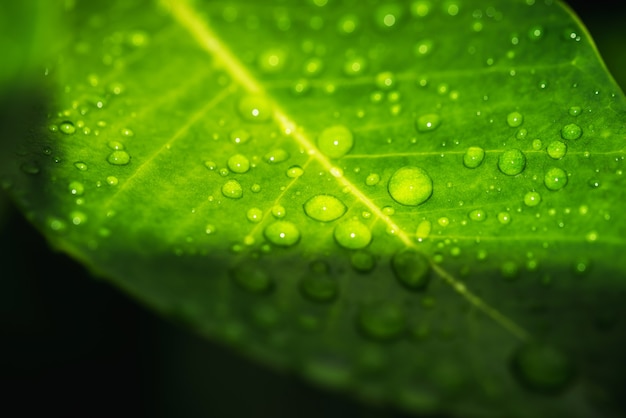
<box><xmin>2</xmin><ymin>0</ymin><xmax>626</xmax><ymax>416</ymax></box>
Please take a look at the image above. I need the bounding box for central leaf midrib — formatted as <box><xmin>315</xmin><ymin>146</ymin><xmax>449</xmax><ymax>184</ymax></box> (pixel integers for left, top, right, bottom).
<box><xmin>161</xmin><ymin>0</ymin><xmax>531</xmax><ymax>342</ymax></box>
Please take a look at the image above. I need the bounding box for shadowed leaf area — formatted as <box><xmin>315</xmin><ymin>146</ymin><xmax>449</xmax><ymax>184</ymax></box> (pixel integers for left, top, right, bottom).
<box><xmin>1</xmin><ymin>0</ymin><xmax>625</xmax><ymax>417</ymax></box>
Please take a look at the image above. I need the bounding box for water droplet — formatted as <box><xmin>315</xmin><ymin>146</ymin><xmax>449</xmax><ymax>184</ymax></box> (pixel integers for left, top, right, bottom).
<box><xmin>337</xmin><ymin>14</ymin><xmax>359</xmax><ymax>34</ymax></box>
<box><xmin>106</xmin><ymin>176</ymin><xmax>118</xmax><ymax>186</ymax></box>
<box><xmin>343</xmin><ymin>57</ymin><xmax>366</xmax><ymax>76</ymax></box>
<box><xmin>388</xmin><ymin>166</ymin><xmax>433</xmax><ymax>206</ymax></box>
<box><xmin>59</xmin><ymin>121</ymin><xmax>76</xmax><ymax>135</ymax></box>
<box><xmin>497</xmin><ymin>211</ymin><xmax>511</xmax><ymax>224</ymax></box>
<box><xmin>438</xmin><ymin>217</ymin><xmax>449</xmax><ymax>227</ymax></box>
<box><xmin>515</xmin><ymin>128</ymin><xmax>528</xmax><ymax>140</ymax></box>
<box><xmin>264</xmin><ymin>148</ymin><xmax>289</xmax><ymax>164</ymax></box>
<box><xmin>391</xmin><ymin>249</ymin><xmax>430</xmax><ymax>290</ymax></box>
<box><xmin>227</xmin><ymin>154</ymin><xmax>250</xmax><ymax>174</ymax></box>
<box><xmin>546</xmin><ymin>141</ymin><xmax>567</xmax><ymax>159</ymax></box>
<box><xmin>501</xmin><ymin>261</ymin><xmax>519</xmax><ymax>280</ymax></box>
<box><xmin>350</xmin><ymin>250</ymin><xmax>376</xmax><ymax>272</ymax></box>
<box><xmin>375</xmin><ymin>71</ymin><xmax>396</xmax><ymax>90</ymax></box>
<box><xmin>264</xmin><ymin>220</ymin><xmax>300</xmax><ymax>247</ymax></box>
<box><xmin>317</xmin><ymin>125</ymin><xmax>354</xmax><ymax>158</ymax></box>
<box><xmin>498</xmin><ymin>149</ymin><xmax>526</xmax><ymax>176</ymax></box>
<box><xmin>286</xmin><ymin>165</ymin><xmax>304</xmax><ymax>178</ymax></box>
<box><xmin>365</xmin><ymin>173</ymin><xmax>380</xmax><ymax>186</ymax></box>
<box><xmin>334</xmin><ymin>220</ymin><xmax>372</xmax><ymax>249</ymax></box>
<box><xmin>68</xmin><ymin>181</ymin><xmax>84</xmax><ymax>196</ymax></box>
<box><xmin>74</xmin><ymin>161</ymin><xmax>88</xmax><ymax>171</ymax></box>
<box><xmin>107</xmin><ymin>150</ymin><xmax>131</xmax><ymax>165</ymax></box>
<box><xmin>303</xmin><ymin>194</ymin><xmax>347</xmax><ymax>222</ymax></box>
<box><xmin>120</xmin><ymin>128</ymin><xmax>134</xmax><ymax>137</ymax></box>
<box><xmin>204</xmin><ymin>161</ymin><xmax>217</xmax><ymax>170</ymax></box>
<box><xmin>463</xmin><ymin>146</ymin><xmax>485</xmax><ymax>168</ymax></box>
<box><xmin>411</xmin><ymin>0</ymin><xmax>431</xmax><ymax>17</ymax></box>
<box><xmin>238</xmin><ymin>95</ymin><xmax>272</xmax><ymax>122</ymax></box>
<box><xmin>374</xmin><ymin>3</ymin><xmax>403</xmax><ymax>29</ymax></box>
<box><xmin>230</xmin><ymin>263</ymin><xmax>273</xmax><ymax>293</ymax></box>
<box><xmin>415</xmin><ymin>113</ymin><xmax>441</xmax><ymax>132</ymax></box>
<box><xmin>560</xmin><ymin>123</ymin><xmax>582</xmax><ymax>140</ymax></box>
<box><xmin>300</xmin><ymin>275</ymin><xmax>338</xmax><ymax>303</ymax></box>
<box><xmin>258</xmin><ymin>48</ymin><xmax>287</xmax><ymax>73</ymax></box>
<box><xmin>528</xmin><ymin>25</ymin><xmax>543</xmax><ymax>41</ymax></box>
<box><xmin>70</xmin><ymin>211</ymin><xmax>87</xmax><ymax>225</ymax></box>
<box><xmin>524</xmin><ymin>191</ymin><xmax>541</xmax><ymax>207</ymax></box>
<box><xmin>414</xmin><ymin>39</ymin><xmax>434</xmax><ymax>56</ymax></box>
<box><xmin>205</xmin><ymin>224</ymin><xmax>216</xmax><ymax>234</ymax></box>
<box><xmin>416</xmin><ymin>220</ymin><xmax>432</xmax><ymax>241</ymax></box>
<box><xmin>468</xmin><ymin>209</ymin><xmax>486</xmax><ymax>221</ymax></box>
<box><xmin>510</xmin><ymin>342</ymin><xmax>575</xmax><ymax>394</ymax></box>
<box><xmin>221</xmin><ymin>179</ymin><xmax>243</xmax><ymax>199</ymax></box>
<box><xmin>568</xmin><ymin>106</ymin><xmax>581</xmax><ymax>116</ymax></box>
<box><xmin>271</xmin><ymin>205</ymin><xmax>286</xmax><ymax>218</ymax></box>
<box><xmin>246</xmin><ymin>207</ymin><xmax>263</xmax><ymax>223</ymax></box>
<box><xmin>230</xmin><ymin>129</ymin><xmax>251</xmax><ymax>144</ymax></box>
<box><xmin>357</xmin><ymin>302</ymin><xmax>406</xmax><ymax>340</ymax></box>
<box><xmin>544</xmin><ymin>167</ymin><xmax>568</xmax><ymax>191</ymax></box>
<box><xmin>506</xmin><ymin>111</ymin><xmax>523</xmax><ymax>128</ymax></box>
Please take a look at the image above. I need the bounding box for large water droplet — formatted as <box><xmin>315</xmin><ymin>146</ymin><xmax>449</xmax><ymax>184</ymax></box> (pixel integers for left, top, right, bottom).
<box><xmin>357</xmin><ymin>302</ymin><xmax>406</xmax><ymax>341</ymax></box>
<box><xmin>391</xmin><ymin>249</ymin><xmax>430</xmax><ymax>290</ymax></box>
<box><xmin>498</xmin><ymin>149</ymin><xmax>526</xmax><ymax>176</ymax></box>
<box><xmin>544</xmin><ymin>167</ymin><xmax>568</xmax><ymax>191</ymax></box>
<box><xmin>334</xmin><ymin>220</ymin><xmax>372</xmax><ymax>249</ymax></box>
<box><xmin>415</xmin><ymin>113</ymin><xmax>441</xmax><ymax>132</ymax></box>
<box><xmin>238</xmin><ymin>95</ymin><xmax>272</xmax><ymax>122</ymax></box>
<box><xmin>510</xmin><ymin>342</ymin><xmax>575</xmax><ymax>394</ymax></box>
<box><xmin>230</xmin><ymin>263</ymin><xmax>273</xmax><ymax>293</ymax></box>
<box><xmin>107</xmin><ymin>150</ymin><xmax>131</xmax><ymax>165</ymax></box>
<box><xmin>463</xmin><ymin>146</ymin><xmax>485</xmax><ymax>168</ymax></box>
<box><xmin>560</xmin><ymin>123</ymin><xmax>582</xmax><ymax>140</ymax></box>
<box><xmin>303</xmin><ymin>194</ymin><xmax>347</xmax><ymax>222</ymax></box>
<box><xmin>264</xmin><ymin>221</ymin><xmax>300</xmax><ymax>247</ymax></box>
<box><xmin>388</xmin><ymin>166</ymin><xmax>433</xmax><ymax>206</ymax></box>
<box><xmin>227</xmin><ymin>154</ymin><xmax>250</xmax><ymax>173</ymax></box>
<box><xmin>222</xmin><ymin>179</ymin><xmax>243</xmax><ymax>199</ymax></box>
<box><xmin>317</xmin><ymin>125</ymin><xmax>354</xmax><ymax>158</ymax></box>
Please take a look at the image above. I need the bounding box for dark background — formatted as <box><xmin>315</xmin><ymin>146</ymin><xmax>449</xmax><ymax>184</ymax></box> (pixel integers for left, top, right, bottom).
<box><xmin>1</xmin><ymin>2</ymin><xmax>625</xmax><ymax>417</ymax></box>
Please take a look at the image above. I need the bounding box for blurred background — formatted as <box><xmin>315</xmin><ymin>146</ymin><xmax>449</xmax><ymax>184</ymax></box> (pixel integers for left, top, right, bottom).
<box><xmin>1</xmin><ymin>1</ymin><xmax>624</xmax><ymax>417</ymax></box>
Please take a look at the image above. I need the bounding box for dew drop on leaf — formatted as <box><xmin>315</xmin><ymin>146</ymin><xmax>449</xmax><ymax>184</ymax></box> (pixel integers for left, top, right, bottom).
<box><xmin>415</xmin><ymin>113</ymin><xmax>441</xmax><ymax>132</ymax></box>
<box><xmin>205</xmin><ymin>224</ymin><xmax>216</xmax><ymax>234</ymax></box>
<box><xmin>497</xmin><ymin>149</ymin><xmax>526</xmax><ymax>176</ymax></box>
<box><xmin>300</xmin><ymin>275</ymin><xmax>338</xmax><ymax>303</ymax></box>
<box><xmin>524</xmin><ymin>191</ymin><xmax>542</xmax><ymax>207</ymax></box>
<box><xmin>286</xmin><ymin>165</ymin><xmax>304</xmax><ymax>178</ymax></box>
<box><xmin>468</xmin><ymin>209</ymin><xmax>486</xmax><ymax>222</ymax></box>
<box><xmin>258</xmin><ymin>48</ymin><xmax>287</xmax><ymax>74</ymax></box>
<box><xmin>246</xmin><ymin>207</ymin><xmax>263</xmax><ymax>223</ymax></box>
<box><xmin>230</xmin><ymin>128</ymin><xmax>251</xmax><ymax>144</ymax></box>
<box><xmin>221</xmin><ymin>179</ymin><xmax>243</xmax><ymax>199</ymax></box>
<box><xmin>317</xmin><ymin>125</ymin><xmax>354</xmax><ymax>159</ymax></box>
<box><xmin>375</xmin><ymin>71</ymin><xmax>396</xmax><ymax>90</ymax></box>
<box><xmin>544</xmin><ymin>167</ymin><xmax>568</xmax><ymax>191</ymax></box>
<box><xmin>271</xmin><ymin>205</ymin><xmax>286</xmax><ymax>218</ymax></box>
<box><xmin>264</xmin><ymin>148</ymin><xmax>289</xmax><ymax>164</ymax></box>
<box><xmin>374</xmin><ymin>3</ymin><xmax>403</xmax><ymax>29</ymax></box>
<box><xmin>391</xmin><ymin>249</ymin><xmax>430</xmax><ymax>290</ymax></box>
<box><xmin>497</xmin><ymin>212</ymin><xmax>511</xmax><ymax>224</ymax></box>
<box><xmin>357</xmin><ymin>302</ymin><xmax>406</xmax><ymax>341</ymax></box>
<box><xmin>501</xmin><ymin>261</ymin><xmax>519</xmax><ymax>280</ymax></box>
<box><xmin>107</xmin><ymin>150</ymin><xmax>131</xmax><ymax>165</ymax></box>
<box><xmin>510</xmin><ymin>342</ymin><xmax>575</xmax><ymax>394</ymax></box>
<box><xmin>560</xmin><ymin>123</ymin><xmax>582</xmax><ymax>140</ymax></box>
<box><xmin>70</xmin><ymin>211</ymin><xmax>87</xmax><ymax>225</ymax></box>
<box><xmin>230</xmin><ymin>263</ymin><xmax>273</xmax><ymax>293</ymax></box>
<box><xmin>264</xmin><ymin>220</ymin><xmax>300</xmax><ymax>247</ymax></box>
<box><xmin>59</xmin><ymin>121</ymin><xmax>76</xmax><ymax>135</ymax></box>
<box><xmin>388</xmin><ymin>166</ymin><xmax>433</xmax><ymax>206</ymax></box>
<box><xmin>547</xmin><ymin>141</ymin><xmax>567</xmax><ymax>159</ymax></box>
<box><xmin>106</xmin><ymin>176</ymin><xmax>118</xmax><ymax>186</ymax></box>
<box><xmin>350</xmin><ymin>250</ymin><xmax>376</xmax><ymax>272</ymax></box>
<box><xmin>238</xmin><ymin>95</ymin><xmax>273</xmax><ymax>122</ymax></box>
<box><xmin>74</xmin><ymin>161</ymin><xmax>88</xmax><ymax>171</ymax></box>
<box><xmin>337</xmin><ymin>14</ymin><xmax>359</xmax><ymax>34</ymax></box>
<box><xmin>568</xmin><ymin>106</ymin><xmax>582</xmax><ymax>116</ymax></box>
<box><xmin>365</xmin><ymin>173</ymin><xmax>380</xmax><ymax>186</ymax></box>
<box><xmin>334</xmin><ymin>220</ymin><xmax>372</xmax><ymax>249</ymax></box>
<box><xmin>411</xmin><ymin>0</ymin><xmax>431</xmax><ymax>17</ymax></box>
<box><xmin>463</xmin><ymin>146</ymin><xmax>485</xmax><ymax>168</ymax></box>
<box><xmin>68</xmin><ymin>181</ymin><xmax>84</xmax><ymax>196</ymax></box>
<box><xmin>416</xmin><ymin>220</ymin><xmax>432</xmax><ymax>241</ymax></box>
<box><xmin>227</xmin><ymin>153</ymin><xmax>250</xmax><ymax>173</ymax></box>
<box><xmin>303</xmin><ymin>194</ymin><xmax>347</xmax><ymax>222</ymax></box>
<box><xmin>506</xmin><ymin>111</ymin><xmax>524</xmax><ymax>128</ymax></box>
<box><xmin>528</xmin><ymin>25</ymin><xmax>544</xmax><ymax>41</ymax></box>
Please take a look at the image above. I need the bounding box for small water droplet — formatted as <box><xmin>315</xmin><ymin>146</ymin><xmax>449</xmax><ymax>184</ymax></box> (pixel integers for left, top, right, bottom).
<box><xmin>438</xmin><ymin>217</ymin><xmax>449</xmax><ymax>227</ymax></box>
<box><xmin>546</xmin><ymin>141</ymin><xmax>567</xmax><ymax>160</ymax></box>
<box><xmin>515</xmin><ymin>128</ymin><xmax>528</xmax><ymax>140</ymax></box>
<box><xmin>74</xmin><ymin>161</ymin><xmax>88</xmax><ymax>171</ymax></box>
<box><xmin>415</xmin><ymin>220</ymin><xmax>432</xmax><ymax>241</ymax></box>
<box><xmin>304</xmin><ymin>194</ymin><xmax>347</xmax><ymax>222</ymax></box>
<box><xmin>120</xmin><ymin>128</ymin><xmax>134</xmax><ymax>137</ymax></box>
<box><xmin>227</xmin><ymin>154</ymin><xmax>250</xmax><ymax>174</ymax></box>
<box><xmin>286</xmin><ymin>165</ymin><xmax>304</xmax><ymax>178</ymax></box>
<box><xmin>343</xmin><ymin>56</ymin><xmax>366</xmax><ymax>76</ymax></box>
<box><xmin>414</xmin><ymin>39</ymin><xmax>434</xmax><ymax>56</ymax></box>
<box><xmin>498</xmin><ymin>149</ymin><xmax>526</xmax><ymax>176</ymax></box>
<box><xmin>528</xmin><ymin>25</ymin><xmax>543</xmax><ymax>41</ymax></box>
<box><xmin>107</xmin><ymin>150</ymin><xmax>131</xmax><ymax>165</ymax></box>
<box><xmin>238</xmin><ymin>95</ymin><xmax>273</xmax><ymax>122</ymax></box>
<box><xmin>258</xmin><ymin>48</ymin><xmax>287</xmax><ymax>73</ymax></box>
<box><xmin>506</xmin><ymin>111</ymin><xmax>523</xmax><ymax>128</ymax></box>
<box><xmin>374</xmin><ymin>3</ymin><xmax>403</xmax><ymax>29</ymax></box>
<box><xmin>351</xmin><ymin>250</ymin><xmax>376</xmax><ymax>272</ymax></box>
<box><xmin>205</xmin><ymin>224</ymin><xmax>216</xmax><ymax>234</ymax></box>
<box><xmin>365</xmin><ymin>173</ymin><xmax>380</xmax><ymax>186</ymax></box>
<box><xmin>221</xmin><ymin>179</ymin><xmax>243</xmax><ymax>199</ymax></box>
<box><xmin>264</xmin><ymin>220</ymin><xmax>300</xmax><ymax>247</ymax></box>
<box><xmin>524</xmin><ymin>191</ymin><xmax>541</xmax><ymax>207</ymax></box>
<box><xmin>375</xmin><ymin>71</ymin><xmax>396</xmax><ymax>90</ymax></box>
<box><xmin>463</xmin><ymin>146</ymin><xmax>485</xmax><ymax>168</ymax></box>
<box><xmin>560</xmin><ymin>123</ymin><xmax>582</xmax><ymax>140</ymax></box>
<box><xmin>337</xmin><ymin>14</ymin><xmax>359</xmax><ymax>34</ymax></box>
<box><xmin>388</xmin><ymin>166</ymin><xmax>433</xmax><ymax>206</ymax></box>
<box><xmin>334</xmin><ymin>220</ymin><xmax>372</xmax><ymax>249</ymax></box>
<box><xmin>544</xmin><ymin>167</ymin><xmax>568</xmax><ymax>191</ymax></box>
<box><xmin>468</xmin><ymin>209</ymin><xmax>486</xmax><ymax>222</ymax></box>
<box><xmin>230</xmin><ymin>263</ymin><xmax>273</xmax><ymax>293</ymax></box>
<box><xmin>59</xmin><ymin>121</ymin><xmax>76</xmax><ymax>135</ymax></box>
<box><xmin>497</xmin><ymin>211</ymin><xmax>511</xmax><ymax>224</ymax></box>
<box><xmin>271</xmin><ymin>205</ymin><xmax>286</xmax><ymax>218</ymax></box>
<box><xmin>510</xmin><ymin>342</ymin><xmax>575</xmax><ymax>394</ymax></box>
<box><xmin>106</xmin><ymin>176</ymin><xmax>118</xmax><ymax>186</ymax></box>
<box><xmin>230</xmin><ymin>129</ymin><xmax>251</xmax><ymax>144</ymax></box>
<box><xmin>415</xmin><ymin>113</ymin><xmax>441</xmax><ymax>132</ymax></box>
<box><xmin>70</xmin><ymin>211</ymin><xmax>87</xmax><ymax>225</ymax></box>
<box><xmin>246</xmin><ymin>207</ymin><xmax>263</xmax><ymax>223</ymax></box>
<box><xmin>264</xmin><ymin>148</ymin><xmax>289</xmax><ymax>164</ymax></box>
<box><xmin>317</xmin><ymin>125</ymin><xmax>354</xmax><ymax>159</ymax></box>
<box><xmin>568</xmin><ymin>106</ymin><xmax>581</xmax><ymax>116</ymax></box>
<box><xmin>391</xmin><ymin>249</ymin><xmax>430</xmax><ymax>290</ymax></box>
<box><xmin>68</xmin><ymin>181</ymin><xmax>84</xmax><ymax>196</ymax></box>
<box><xmin>300</xmin><ymin>275</ymin><xmax>338</xmax><ymax>303</ymax></box>
<box><xmin>357</xmin><ymin>302</ymin><xmax>406</xmax><ymax>341</ymax></box>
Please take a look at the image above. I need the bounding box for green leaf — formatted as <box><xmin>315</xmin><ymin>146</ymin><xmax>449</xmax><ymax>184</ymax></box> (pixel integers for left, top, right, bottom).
<box><xmin>2</xmin><ymin>0</ymin><xmax>625</xmax><ymax>416</ymax></box>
